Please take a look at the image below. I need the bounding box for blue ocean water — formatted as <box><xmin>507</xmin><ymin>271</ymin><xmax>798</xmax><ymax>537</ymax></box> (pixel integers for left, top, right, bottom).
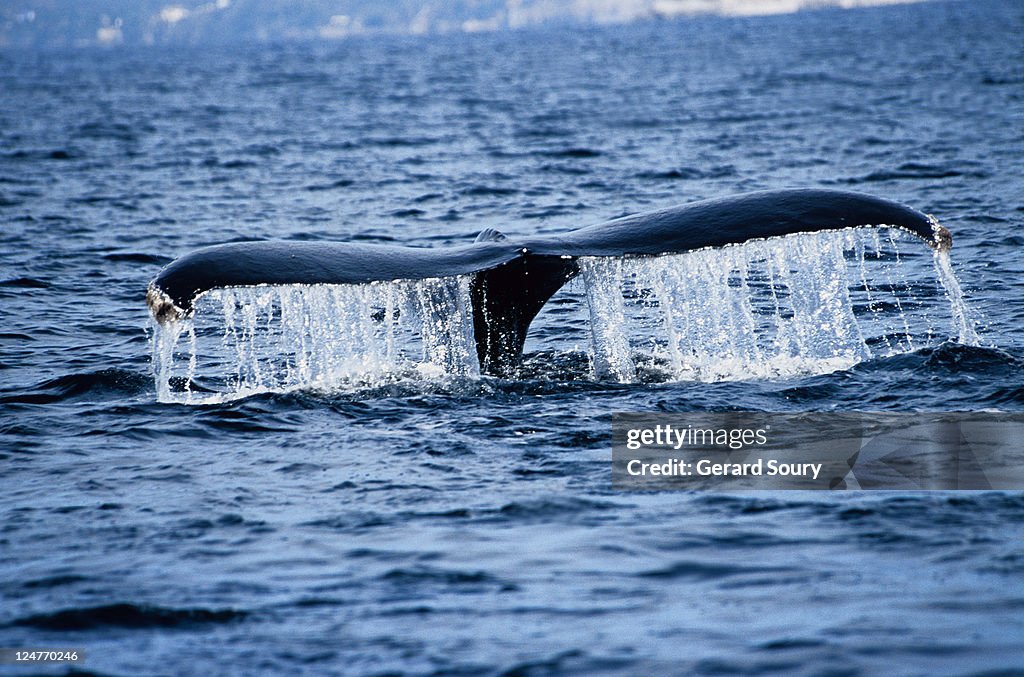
<box><xmin>2</xmin><ymin>1</ymin><xmax>1024</xmax><ymax>675</ymax></box>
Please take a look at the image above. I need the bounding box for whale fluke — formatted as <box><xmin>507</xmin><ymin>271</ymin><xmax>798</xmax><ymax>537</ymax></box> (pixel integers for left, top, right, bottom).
<box><xmin>531</xmin><ymin>188</ymin><xmax>950</xmax><ymax>258</ymax></box>
<box><xmin>147</xmin><ymin>189</ymin><xmax>951</xmax><ymax>376</ymax></box>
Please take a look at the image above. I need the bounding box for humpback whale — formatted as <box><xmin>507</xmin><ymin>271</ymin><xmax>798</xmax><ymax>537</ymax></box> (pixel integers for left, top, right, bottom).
<box><xmin>147</xmin><ymin>188</ymin><xmax>951</xmax><ymax>376</ymax></box>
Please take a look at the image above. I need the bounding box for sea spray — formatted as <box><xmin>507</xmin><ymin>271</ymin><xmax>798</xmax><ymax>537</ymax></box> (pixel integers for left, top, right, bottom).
<box><xmin>578</xmin><ymin>257</ymin><xmax>637</xmax><ymax>383</ymax></box>
<box><xmin>151</xmin><ymin>275</ymin><xmax>479</xmax><ymax>403</ymax></box>
<box><xmin>580</xmin><ymin>226</ymin><xmax>978</xmax><ymax>383</ymax></box>
<box><xmin>933</xmin><ymin>249</ymin><xmax>981</xmax><ymax>345</ymax></box>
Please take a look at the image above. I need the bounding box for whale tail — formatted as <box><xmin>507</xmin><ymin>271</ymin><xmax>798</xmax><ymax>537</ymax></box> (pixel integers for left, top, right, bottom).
<box><xmin>470</xmin><ymin>254</ymin><xmax>578</xmax><ymax>376</ymax></box>
<box><xmin>147</xmin><ymin>189</ymin><xmax>951</xmax><ymax>376</ymax></box>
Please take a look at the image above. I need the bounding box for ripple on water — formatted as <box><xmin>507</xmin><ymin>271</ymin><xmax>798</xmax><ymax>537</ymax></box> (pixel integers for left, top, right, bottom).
<box><xmin>10</xmin><ymin>603</ymin><xmax>248</xmax><ymax>630</ymax></box>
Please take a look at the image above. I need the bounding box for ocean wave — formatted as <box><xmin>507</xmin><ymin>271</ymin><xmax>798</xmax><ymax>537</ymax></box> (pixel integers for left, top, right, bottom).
<box><xmin>0</xmin><ymin>369</ymin><xmax>151</xmax><ymax>405</ymax></box>
<box><xmin>10</xmin><ymin>603</ymin><xmax>247</xmax><ymax>631</ymax></box>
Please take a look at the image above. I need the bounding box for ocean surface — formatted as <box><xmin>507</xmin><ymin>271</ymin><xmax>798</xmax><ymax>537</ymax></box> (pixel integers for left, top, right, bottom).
<box><xmin>3</xmin><ymin>1</ymin><xmax>1024</xmax><ymax>675</ymax></box>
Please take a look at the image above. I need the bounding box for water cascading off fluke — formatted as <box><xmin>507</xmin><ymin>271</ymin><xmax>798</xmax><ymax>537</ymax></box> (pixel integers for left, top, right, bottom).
<box><xmin>578</xmin><ymin>226</ymin><xmax>977</xmax><ymax>384</ymax></box>
<box><xmin>147</xmin><ymin>189</ymin><xmax>974</xmax><ymax>399</ymax></box>
<box><xmin>151</xmin><ymin>277</ymin><xmax>481</xmax><ymax>404</ymax></box>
